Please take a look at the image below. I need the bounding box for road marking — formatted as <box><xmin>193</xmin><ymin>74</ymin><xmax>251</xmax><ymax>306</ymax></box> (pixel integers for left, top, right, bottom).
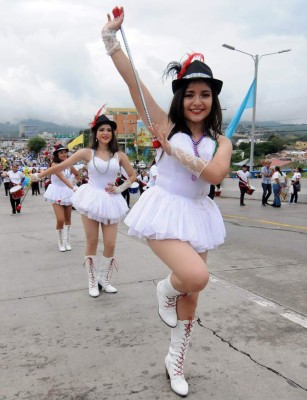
<box><xmin>224</xmin><ymin>214</ymin><xmax>307</xmax><ymax>231</ymax></box>
<box><xmin>210</xmin><ymin>276</ymin><xmax>307</xmax><ymax>329</ymax></box>
<box><xmin>281</xmin><ymin>312</ymin><xmax>307</xmax><ymax>329</ymax></box>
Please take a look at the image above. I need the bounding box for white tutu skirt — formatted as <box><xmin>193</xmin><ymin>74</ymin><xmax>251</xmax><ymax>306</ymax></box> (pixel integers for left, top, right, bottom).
<box><xmin>43</xmin><ymin>184</ymin><xmax>74</xmax><ymax>206</ymax></box>
<box><xmin>71</xmin><ymin>183</ymin><xmax>129</xmax><ymax>224</ymax></box>
<box><xmin>125</xmin><ymin>186</ymin><xmax>226</xmax><ymax>252</ymax></box>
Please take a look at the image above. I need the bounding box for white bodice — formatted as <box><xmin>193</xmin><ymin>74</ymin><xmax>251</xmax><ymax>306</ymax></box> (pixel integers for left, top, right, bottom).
<box><xmin>156</xmin><ymin>132</ymin><xmax>216</xmax><ymax>199</ymax></box>
<box><xmin>51</xmin><ymin>168</ymin><xmax>72</xmax><ymax>187</ymax></box>
<box><xmin>87</xmin><ymin>150</ymin><xmax>120</xmax><ymax>189</ymax></box>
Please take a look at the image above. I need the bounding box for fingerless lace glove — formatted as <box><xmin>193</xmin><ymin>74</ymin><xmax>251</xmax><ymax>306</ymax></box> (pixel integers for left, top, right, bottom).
<box><xmin>101</xmin><ymin>28</ymin><xmax>121</xmax><ymax>56</ymax></box>
<box><xmin>171</xmin><ymin>145</ymin><xmax>209</xmax><ymax>178</ymax></box>
<box><xmin>114</xmin><ymin>179</ymin><xmax>132</xmax><ymax>193</ymax></box>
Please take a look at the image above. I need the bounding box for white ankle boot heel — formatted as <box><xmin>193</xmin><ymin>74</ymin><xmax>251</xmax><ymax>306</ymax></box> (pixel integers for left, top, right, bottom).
<box><xmin>97</xmin><ymin>257</ymin><xmax>118</xmax><ymax>293</ymax></box>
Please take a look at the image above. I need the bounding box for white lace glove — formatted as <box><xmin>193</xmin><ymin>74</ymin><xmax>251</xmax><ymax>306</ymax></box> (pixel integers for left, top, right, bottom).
<box><xmin>114</xmin><ymin>179</ymin><xmax>132</xmax><ymax>193</ymax></box>
<box><xmin>170</xmin><ymin>145</ymin><xmax>209</xmax><ymax>178</ymax></box>
<box><xmin>101</xmin><ymin>28</ymin><xmax>121</xmax><ymax>56</ymax></box>
<box><xmin>106</xmin><ymin>180</ymin><xmax>132</xmax><ymax>194</ymax></box>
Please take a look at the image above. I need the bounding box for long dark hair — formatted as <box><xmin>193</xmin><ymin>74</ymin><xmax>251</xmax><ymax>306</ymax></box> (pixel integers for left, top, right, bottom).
<box><xmin>167</xmin><ymin>78</ymin><xmax>222</xmax><ymax>141</ymax></box>
<box><xmin>90</xmin><ymin>123</ymin><xmax>119</xmax><ymax>154</ymax></box>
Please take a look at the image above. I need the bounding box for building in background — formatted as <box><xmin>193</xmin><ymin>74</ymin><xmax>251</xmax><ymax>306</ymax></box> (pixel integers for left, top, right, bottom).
<box><xmin>107</xmin><ymin>108</ymin><xmax>139</xmax><ymax>152</ymax></box>
<box><xmin>19</xmin><ymin>124</ymin><xmax>39</xmax><ymax>138</ymax></box>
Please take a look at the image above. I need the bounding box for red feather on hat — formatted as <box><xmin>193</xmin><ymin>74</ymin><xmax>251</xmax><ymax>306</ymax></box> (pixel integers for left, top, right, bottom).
<box><xmin>177</xmin><ymin>53</ymin><xmax>205</xmax><ymax>79</ymax></box>
<box><xmin>90</xmin><ymin>103</ymin><xmax>107</xmax><ymax>128</ymax></box>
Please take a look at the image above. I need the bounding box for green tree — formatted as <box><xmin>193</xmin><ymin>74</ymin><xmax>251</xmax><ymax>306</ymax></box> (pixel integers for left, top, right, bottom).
<box><xmin>231</xmin><ymin>151</ymin><xmax>244</xmax><ymax>164</ymax></box>
<box><xmin>27</xmin><ymin>136</ymin><xmax>47</xmax><ymax>155</ymax></box>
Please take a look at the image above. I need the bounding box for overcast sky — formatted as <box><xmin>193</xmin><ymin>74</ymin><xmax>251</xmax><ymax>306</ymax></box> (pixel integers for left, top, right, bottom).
<box><xmin>1</xmin><ymin>0</ymin><xmax>307</xmax><ymax>128</ymax></box>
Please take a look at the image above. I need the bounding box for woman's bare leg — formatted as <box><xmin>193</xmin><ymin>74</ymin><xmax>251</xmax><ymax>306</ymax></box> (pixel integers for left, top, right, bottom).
<box><xmin>81</xmin><ymin>215</ymin><xmax>99</xmax><ymax>255</ymax></box>
<box><xmin>63</xmin><ymin>205</ymin><xmax>72</xmax><ymax>225</ymax></box>
<box><xmin>52</xmin><ymin>204</ymin><xmax>65</xmax><ymax>230</ymax></box>
<box><xmin>147</xmin><ymin>239</ymin><xmax>209</xmax><ymax>320</ymax></box>
<box><xmin>176</xmin><ymin>252</ymin><xmax>208</xmax><ymax>320</ymax></box>
<box><xmin>101</xmin><ymin>223</ymin><xmax>118</xmax><ymax>257</ymax></box>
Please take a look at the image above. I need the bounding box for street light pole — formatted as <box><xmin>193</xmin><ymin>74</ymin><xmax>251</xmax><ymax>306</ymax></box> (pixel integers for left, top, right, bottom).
<box><xmin>250</xmin><ymin>54</ymin><xmax>258</xmax><ymax>172</ymax></box>
<box><xmin>222</xmin><ymin>44</ymin><xmax>291</xmax><ymax>171</ymax></box>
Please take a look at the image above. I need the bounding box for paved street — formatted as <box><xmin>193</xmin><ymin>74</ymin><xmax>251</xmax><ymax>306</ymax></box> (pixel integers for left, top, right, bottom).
<box><xmin>0</xmin><ymin>189</ymin><xmax>307</xmax><ymax>400</ymax></box>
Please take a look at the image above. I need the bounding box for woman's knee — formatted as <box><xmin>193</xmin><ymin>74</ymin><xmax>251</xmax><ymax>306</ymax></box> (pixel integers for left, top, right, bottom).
<box><xmin>183</xmin><ymin>268</ymin><xmax>209</xmax><ymax>293</ymax></box>
<box><xmin>103</xmin><ymin>242</ymin><xmax>115</xmax><ymax>254</ymax></box>
<box><xmin>86</xmin><ymin>236</ymin><xmax>98</xmax><ymax>249</ymax></box>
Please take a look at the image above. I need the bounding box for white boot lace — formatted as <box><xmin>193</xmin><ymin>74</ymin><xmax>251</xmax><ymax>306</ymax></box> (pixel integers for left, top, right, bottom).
<box><xmin>104</xmin><ymin>258</ymin><xmax>118</xmax><ymax>283</ymax></box>
<box><xmin>174</xmin><ymin>318</ymin><xmax>194</xmax><ymax>376</ymax></box>
<box><xmin>84</xmin><ymin>257</ymin><xmax>96</xmax><ymax>288</ymax></box>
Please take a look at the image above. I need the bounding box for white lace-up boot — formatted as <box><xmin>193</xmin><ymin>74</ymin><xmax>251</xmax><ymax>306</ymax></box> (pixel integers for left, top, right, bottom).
<box><xmin>157</xmin><ymin>274</ymin><xmax>185</xmax><ymax>328</ymax></box>
<box><xmin>84</xmin><ymin>256</ymin><xmax>99</xmax><ymax>298</ymax></box>
<box><xmin>57</xmin><ymin>229</ymin><xmax>66</xmax><ymax>252</ymax></box>
<box><xmin>165</xmin><ymin>319</ymin><xmax>195</xmax><ymax>397</ymax></box>
<box><xmin>97</xmin><ymin>256</ymin><xmax>118</xmax><ymax>293</ymax></box>
<box><xmin>64</xmin><ymin>225</ymin><xmax>72</xmax><ymax>251</ymax></box>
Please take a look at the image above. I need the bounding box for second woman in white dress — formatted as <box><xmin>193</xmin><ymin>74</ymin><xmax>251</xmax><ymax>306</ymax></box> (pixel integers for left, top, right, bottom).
<box><xmin>43</xmin><ymin>144</ymin><xmax>79</xmax><ymax>252</ymax></box>
<box><xmin>35</xmin><ymin>113</ymin><xmax>136</xmax><ymax>298</ymax></box>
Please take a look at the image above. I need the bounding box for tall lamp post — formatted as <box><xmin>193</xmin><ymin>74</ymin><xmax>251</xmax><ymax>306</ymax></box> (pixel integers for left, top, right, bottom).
<box><xmin>222</xmin><ymin>44</ymin><xmax>291</xmax><ymax>172</ymax></box>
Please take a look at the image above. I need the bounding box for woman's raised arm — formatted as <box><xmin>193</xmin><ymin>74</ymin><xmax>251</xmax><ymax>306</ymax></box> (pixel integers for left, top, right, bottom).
<box><xmin>36</xmin><ymin>149</ymin><xmax>90</xmax><ymax>180</ymax></box>
<box><xmin>102</xmin><ymin>7</ymin><xmax>170</xmax><ymax>132</ymax></box>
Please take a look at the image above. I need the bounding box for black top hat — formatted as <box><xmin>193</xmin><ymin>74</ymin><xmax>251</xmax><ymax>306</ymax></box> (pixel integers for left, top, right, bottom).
<box><xmin>171</xmin><ymin>54</ymin><xmax>223</xmax><ymax>94</ymax></box>
<box><xmin>90</xmin><ymin>110</ymin><xmax>117</xmax><ymax>131</ymax></box>
<box><xmin>53</xmin><ymin>143</ymin><xmax>68</xmax><ymax>156</ymax></box>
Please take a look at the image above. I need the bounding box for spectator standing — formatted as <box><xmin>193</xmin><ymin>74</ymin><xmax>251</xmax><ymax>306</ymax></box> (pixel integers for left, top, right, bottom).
<box><xmin>236</xmin><ymin>164</ymin><xmax>250</xmax><ymax>206</ymax></box>
<box><xmin>137</xmin><ymin>170</ymin><xmax>148</xmax><ymax>195</ymax></box>
<box><xmin>290</xmin><ymin>167</ymin><xmax>302</xmax><ymax>204</ymax></box>
<box><xmin>147</xmin><ymin>159</ymin><xmax>158</xmax><ymax>188</ymax></box>
<box><xmin>271</xmin><ymin>166</ymin><xmax>283</xmax><ymax>208</ymax></box>
<box><xmin>31</xmin><ymin>168</ymin><xmax>40</xmax><ymax>195</ymax></box>
<box><xmin>2</xmin><ymin>167</ymin><xmax>11</xmax><ymax>197</ymax></box>
<box><xmin>261</xmin><ymin>160</ymin><xmax>272</xmax><ymax>206</ymax></box>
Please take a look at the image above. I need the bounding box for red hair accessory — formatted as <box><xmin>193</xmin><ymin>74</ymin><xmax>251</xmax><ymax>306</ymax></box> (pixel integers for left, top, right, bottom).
<box><xmin>177</xmin><ymin>53</ymin><xmax>205</xmax><ymax>79</ymax></box>
<box><xmin>90</xmin><ymin>104</ymin><xmax>107</xmax><ymax>128</ymax></box>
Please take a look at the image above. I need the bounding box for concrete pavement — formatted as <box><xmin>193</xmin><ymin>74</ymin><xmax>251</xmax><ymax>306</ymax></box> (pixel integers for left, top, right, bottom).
<box><xmin>0</xmin><ymin>189</ymin><xmax>307</xmax><ymax>400</ymax></box>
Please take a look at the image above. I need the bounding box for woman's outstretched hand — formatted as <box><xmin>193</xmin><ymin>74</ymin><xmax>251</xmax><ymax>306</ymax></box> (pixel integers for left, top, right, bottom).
<box><xmin>149</xmin><ymin>125</ymin><xmax>171</xmax><ymax>156</ymax></box>
<box><xmin>103</xmin><ymin>7</ymin><xmax>124</xmax><ymax>32</ymax></box>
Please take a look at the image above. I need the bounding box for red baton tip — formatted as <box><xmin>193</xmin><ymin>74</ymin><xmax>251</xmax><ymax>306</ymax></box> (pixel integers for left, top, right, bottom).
<box><xmin>152</xmin><ymin>139</ymin><xmax>161</xmax><ymax>149</ymax></box>
<box><xmin>112</xmin><ymin>7</ymin><xmax>122</xmax><ymax>18</ymax></box>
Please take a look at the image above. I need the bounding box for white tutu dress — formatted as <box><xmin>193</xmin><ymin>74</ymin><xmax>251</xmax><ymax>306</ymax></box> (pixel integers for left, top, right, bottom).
<box><xmin>71</xmin><ymin>150</ymin><xmax>128</xmax><ymax>224</ymax></box>
<box><xmin>125</xmin><ymin>132</ymin><xmax>226</xmax><ymax>253</ymax></box>
<box><xmin>44</xmin><ymin>169</ymin><xmax>74</xmax><ymax>206</ymax></box>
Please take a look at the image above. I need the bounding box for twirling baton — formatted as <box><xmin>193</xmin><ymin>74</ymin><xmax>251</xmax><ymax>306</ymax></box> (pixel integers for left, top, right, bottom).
<box><xmin>16</xmin><ymin>185</ymin><xmax>31</xmax><ymax>211</ymax></box>
<box><xmin>112</xmin><ymin>6</ymin><xmax>161</xmax><ymax>149</ymax></box>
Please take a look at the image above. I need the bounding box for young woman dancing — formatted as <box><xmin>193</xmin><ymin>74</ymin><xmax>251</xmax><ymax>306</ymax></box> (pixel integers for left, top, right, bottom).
<box><xmin>33</xmin><ymin>114</ymin><xmax>136</xmax><ymax>297</ymax></box>
<box><xmin>43</xmin><ymin>144</ymin><xmax>79</xmax><ymax>252</ymax></box>
<box><xmin>102</xmin><ymin>7</ymin><xmax>232</xmax><ymax>397</ymax></box>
